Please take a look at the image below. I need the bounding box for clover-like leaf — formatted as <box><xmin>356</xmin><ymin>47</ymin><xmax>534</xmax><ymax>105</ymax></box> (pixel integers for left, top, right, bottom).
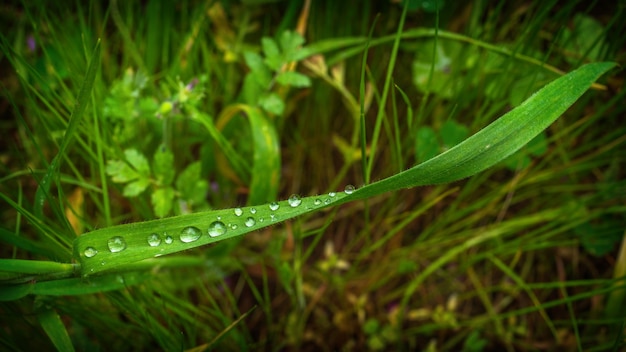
<box><xmin>124</xmin><ymin>149</ymin><xmax>151</xmax><ymax>177</ymax></box>
<box><xmin>123</xmin><ymin>178</ymin><xmax>151</xmax><ymax>197</ymax></box>
<box><xmin>258</xmin><ymin>93</ymin><xmax>285</xmax><ymax>115</ymax></box>
<box><xmin>262</xmin><ymin>37</ymin><xmax>282</xmax><ymax>71</ymax></box>
<box><xmin>279</xmin><ymin>30</ymin><xmax>305</xmax><ymax>61</ymax></box>
<box><xmin>153</xmin><ymin>146</ymin><xmax>175</xmax><ymax>186</ymax></box>
<box><xmin>176</xmin><ymin>162</ymin><xmax>208</xmax><ymax>206</ymax></box>
<box><xmin>275</xmin><ymin>71</ymin><xmax>311</xmax><ymax>88</ymax></box>
<box><xmin>105</xmin><ymin>160</ymin><xmax>139</xmax><ymax>183</ymax></box>
<box><xmin>151</xmin><ymin>187</ymin><xmax>175</xmax><ymax>218</ymax></box>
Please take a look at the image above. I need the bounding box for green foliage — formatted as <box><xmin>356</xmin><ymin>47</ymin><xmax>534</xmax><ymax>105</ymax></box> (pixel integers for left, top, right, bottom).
<box><xmin>557</xmin><ymin>14</ymin><xmax>607</xmax><ymax>65</ymax></box>
<box><xmin>462</xmin><ymin>330</ymin><xmax>488</xmax><ymax>352</ymax></box>
<box><xmin>575</xmin><ymin>216</ymin><xmax>625</xmax><ymax>257</ymax></box>
<box><xmin>106</xmin><ymin>147</ymin><xmax>208</xmax><ymax>217</ymax></box>
<box><xmin>1</xmin><ymin>1</ymin><xmax>624</xmax><ymax>351</ymax></box>
<box><xmin>73</xmin><ymin>62</ymin><xmax>614</xmax><ymax>276</ymax></box>
<box><xmin>416</xmin><ymin>119</ymin><xmax>469</xmax><ymax>163</ymax></box>
<box><xmin>242</xmin><ymin>30</ymin><xmax>311</xmax><ymax>115</ymax></box>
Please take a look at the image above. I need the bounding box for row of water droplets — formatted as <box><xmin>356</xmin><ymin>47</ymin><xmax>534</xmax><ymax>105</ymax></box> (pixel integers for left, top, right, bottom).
<box><xmin>83</xmin><ymin>185</ymin><xmax>356</xmax><ymax>259</ymax></box>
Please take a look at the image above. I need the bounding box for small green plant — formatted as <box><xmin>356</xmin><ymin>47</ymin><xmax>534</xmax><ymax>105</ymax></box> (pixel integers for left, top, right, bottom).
<box><xmin>242</xmin><ymin>30</ymin><xmax>312</xmax><ymax>115</ymax></box>
<box><xmin>105</xmin><ymin>147</ymin><xmax>208</xmax><ymax>217</ymax></box>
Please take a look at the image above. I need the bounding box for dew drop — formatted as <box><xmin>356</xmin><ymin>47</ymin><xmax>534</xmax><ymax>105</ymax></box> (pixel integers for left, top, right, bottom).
<box><xmin>270</xmin><ymin>214</ymin><xmax>276</xmax><ymax>221</ymax></box>
<box><xmin>344</xmin><ymin>184</ymin><xmax>356</xmax><ymax>195</ymax></box>
<box><xmin>269</xmin><ymin>202</ymin><xmax>280</xmax><ymax>211</ymax></box>
<box><xmin>107</xmin><ymin>236</ymin><xmax>127</xmax><ymax>253</ymax></box>
<box><xmin>217</xmin><ymin>216</ymin><xmax>222</xmax><ymax>221</ymax></box>
<box><xmin>329</xmin><ymin>191</ymin><xmax>336</xmax><ymax>197</ymax></box>
<box><xmin>147</xmin><ymin>233</ymin><xmax>162</xmax><ymax>247</ymax></box>
<box><xmin>180</xmin><ymin>226</ymin><xmax>202</xmax><ymax>243</ymax></box>
<box><xmin>259</xmin><ymin>217</ymin><xmax>264</xmax><ymax>223</ymax></box>
<box><xmin>288</xmin><ymin>194</ymin><xmax>302</xmax><ymax>207</ymax></box>
<box><xmin>324</xmin><ymin>198</ymin><xmax>331</xmax><ymax>205</ymax></box>
<box><xmin>234</xmin><ymin>208</ymin><xmax>243</xmax><ymax>216</ymax></box>
<box><xmin>231</xmin><ymin>224</ymin><xmax>238</xmax><ymax>230</ymax></box>
<box><xmin>314</xmin><ymin>198</ymin><xmax>322</xmax><ymax>206</ymax></box>
<box><xmin>250</xmin><ymin>208</ymin><xmax>257</xmax><ymax>214</ymax></box>
<box><xmin>245</xmin><ymin>217</ymin><xmax>256</xmax><ymax>227</ymax></box>
<box><xmin>208</xmin><ymin>221</ymin><xmax>227</xmax><ymax>237</ymax></box>
<box><xmin>164</xmin><ymin>235</ymin><xmax>173</xmax><ymax>244</ymax></box>
<box><xmin>84</xmin><ymin>246</ymin><xmax>98</xmax><ymax>258</ymax></box>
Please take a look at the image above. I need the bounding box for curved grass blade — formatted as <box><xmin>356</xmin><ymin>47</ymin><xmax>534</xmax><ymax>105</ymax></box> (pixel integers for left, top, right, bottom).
<box><xmin>74</xmin><ymin>62</ymin><xmax>614</xmax><ymax>277</ymax></box>
<box><xmin>216</xmin><ymin>105</ymin><xmax>281</xmax><ymax>205</ymax></box>
<box><xmin>340</xmin><ymin>62</ymin><xmax>616</xmax><ymax>202</ymax></box>
<box><xmin>299</xmin><ymin>28</ymin><xmax>607</xmax><ymax>91</ymax></box>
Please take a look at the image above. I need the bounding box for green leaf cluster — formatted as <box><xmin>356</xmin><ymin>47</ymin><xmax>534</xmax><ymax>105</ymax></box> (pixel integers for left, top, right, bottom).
<box><xmin>106</xmin><ymin>147</ymin><xmax>208</xmax><ymax>217</ymax></box>
<box><xmin>242</xmin><ymin>30</ymin><xmax>312</xmax><ymax>115</ymax></box>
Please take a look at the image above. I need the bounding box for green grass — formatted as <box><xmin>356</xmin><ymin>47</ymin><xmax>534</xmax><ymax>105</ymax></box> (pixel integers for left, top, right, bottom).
<box><xmin>1</xmin><ymin>1</ymin><xmax>625</xmax><ymax>351</ymax></box>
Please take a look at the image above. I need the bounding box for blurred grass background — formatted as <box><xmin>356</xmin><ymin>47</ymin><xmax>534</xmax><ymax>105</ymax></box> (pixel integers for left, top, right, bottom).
<box><xmin>1</xmin><ymin>0</ymin><xmax>625</xmax><ymax>350</ymax></box>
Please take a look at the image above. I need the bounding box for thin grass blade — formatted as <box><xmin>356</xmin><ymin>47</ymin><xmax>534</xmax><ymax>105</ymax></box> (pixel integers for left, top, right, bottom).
<box><xmin>37</xmin><ymin>308</ymin><xmax>75</xmax><ymax>352</ymax></box>
<box><xmin>33</xmin><ymin>41</ymin><xmax>101</xmax><ymax>220</ymax></box>
<box><xmin>73</xmin><ymin>62</ymin><xmax>613</xmax><ymax>277</ymax></box>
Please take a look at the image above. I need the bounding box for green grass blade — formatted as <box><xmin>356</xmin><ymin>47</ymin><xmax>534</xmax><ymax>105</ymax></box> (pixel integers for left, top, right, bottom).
<box><xmin>0</xmin><ymin>283</ymin><xmax>34</xmax><ymax>301</ymax></box>
<box><xmin>74</xmin><ymin>192</ymin><xmax>351</xmax><ymax>275</ymax></box>
<box><xmin>33</xmin><ymin>40</ymin><xmax>101</xmax><ymax>220</ymax></box>
<box><xmin>342</xmin><ymin>62</ymin><xmax>616</xmax><ymax>201</ymax></box>
<box><xmin>0</xmin><ymin>227</ymin><xmax>53</xmax><ymax>258</ymax></box>
<box><xmin>37</xmin><ymin>308</ymin><xmax>75</xmax><ymax>352</ymax></box>
<box><xmin>364</xmin><ymin>2</ymin><xmax>408</xmax><ymax>184</ymax></box>
<box><xmin>0</xmin><ymin>259</ymin><xmax>76</xmax><ymax>277</ymax></box>
<box><xmin>73</xmin><ymin>62</ymin><xmax>613</xmax><ymax>277</ymax></box>
<box><xmin>217</xmin><ymin>105</ymin><xmax>281</xmax><ymax>205</ymax></box>
<box><xmin>32</xmin><ymin>272</ymin><xmax>148</xmax><ymax>296</ymax></box>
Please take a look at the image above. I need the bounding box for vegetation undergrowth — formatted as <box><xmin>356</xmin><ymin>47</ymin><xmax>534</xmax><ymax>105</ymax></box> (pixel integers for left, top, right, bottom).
<box><xmin>1</xmin><ymin>1</ymin><xmax>625</xmax><ymax>351</ymax></box>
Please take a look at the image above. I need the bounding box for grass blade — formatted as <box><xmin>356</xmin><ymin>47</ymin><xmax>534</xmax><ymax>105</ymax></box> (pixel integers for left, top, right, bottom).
<box><xmin>73</xmin><ymin>62</ymin><xmax>613</xmax><ymax>277</ymax></box>
<box><xmin>37</xmin><ymin>308</ymin><xmax>75</xmax><ymax>352</ymax></box>
<box><xmin>342</xmin><ymin>62</ymin><xmax>616</xmax><ymax>201</ymax></box>
<box><xmin>33</xmin><ymin>40</ymin><xmax>101</xmax><ymax>220</ymax></box>
<box><xmin>216</xmin><ymin>105</ymin><xmax>281</xmax><ymax>205</ymax></box>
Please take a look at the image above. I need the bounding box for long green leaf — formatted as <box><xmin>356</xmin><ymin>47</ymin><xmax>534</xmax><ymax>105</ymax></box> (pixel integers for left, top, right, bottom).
<box><xmin>73</xmin><ymin>62</ymin><xmax>614</xmax><ymax>277</ymax></box>
<box><xmin>37</xmin><ymin>308</ymin><xmax>75</xmax><ymax>352</ymax></box>
<box><xmin>216</xmin><ymin>105</ymin><xmax>281</xmax><ymax>205</ymax></box>
<box><xmin>342</xmin><ymin>62</ymin><xmax>616</xmax><ymax>200</ymax></box>
<box><xmin>33</xmin><ymin>41</ymin><xmax>101</xmax><ymax>220</ymax></box>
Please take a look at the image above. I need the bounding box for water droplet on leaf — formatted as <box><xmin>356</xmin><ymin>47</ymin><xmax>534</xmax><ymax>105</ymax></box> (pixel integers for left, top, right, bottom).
<box><xmin>208</xmin><ymin>221</ymin><xmax>227</xmax><ymax>237</ymax></box>
<box><xmin>288</xmin><ymin>194</ymin><xmax>302</xmax><ymax>207</ymax></box>
<box><xmin>165</xmin><ymin>235</ymin><xmax>173</xmax><ymax>244</ymax></box>
<box><xmin>329</xmin><ymin>192</ymin><xmax>336</xmax><ymax>197</ymax></box>
<box><xmin>180</xmin><ymin>226</ymin><xmax>202</xmax><ymax>243</ymax></box>
<box><xmin>148</xmin><ymin>233</ymin><xmax>161</xmax><ymax>247</ymax></box>
<box><xmin>107</xmin><ymin>236</ymin><xmax>127</xmax><ymax>253</ymax></box>
<box><xmin>314</xmin><ymin>199</ymin><xmax>322</xmax><ymax>206</ymax></box>
<box><xmin>269</xmin><ymin>202</ymin><xmax>280</xmax><ymax>211</ymax></box>
<box><xmin>245</xmin><ymin>217</ymin><xmax>256</xmax><ymax>227</ymax></box>
<box><xmin>344</xmin><ymin>184</ymin><xmax>355</xmax><ymax>194</ymax></box>
<box><xmin>234</xmin><ymin>208</ymin><xmax>243</xmax><ymax>216</ymax></box>
<box><xmin>250</xmin><ymin>208</ymin><xmax>257</xmax><ymax>214</ymax></box>
<box><xmin>84</xmin><ymin>247</ymin><xmax>98</xmax><ymax>258</ymax></box>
